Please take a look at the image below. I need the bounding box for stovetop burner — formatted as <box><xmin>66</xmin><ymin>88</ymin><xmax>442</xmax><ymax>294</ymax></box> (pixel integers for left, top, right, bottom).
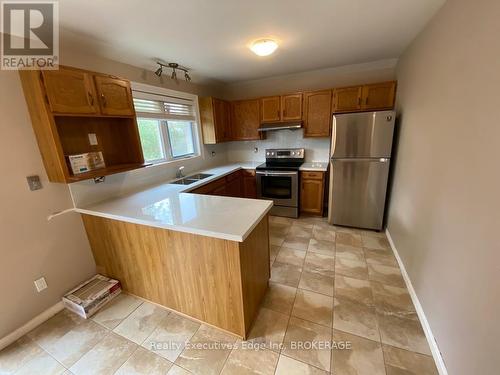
<box><xmin>256</xmin><ymin>161</ymin><xmax>304</xmax><ymax>171</ymax></box>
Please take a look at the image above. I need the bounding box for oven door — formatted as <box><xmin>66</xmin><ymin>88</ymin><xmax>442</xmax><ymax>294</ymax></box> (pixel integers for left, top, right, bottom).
<box><xmin>256</xmin><ymin>170</ymin><xmax>298</xmax><ymax>207</ymax></box>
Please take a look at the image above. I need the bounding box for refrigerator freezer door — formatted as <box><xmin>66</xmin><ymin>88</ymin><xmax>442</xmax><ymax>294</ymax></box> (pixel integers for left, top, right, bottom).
<box><xmin>331</xmin><ymin>111</ymin><xmax>395</xmax><ymax>158</ymax></box>
<box><xmin>328</xmin><ymin>158</ymin><xmax>390</xmax><ymax>230</ymax></box>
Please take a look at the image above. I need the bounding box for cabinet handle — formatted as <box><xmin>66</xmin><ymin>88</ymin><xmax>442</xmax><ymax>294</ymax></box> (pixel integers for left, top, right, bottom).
<box><xmin>88</xmin><ymin>92</ymin><xmax>94</xmax><ymax>105</ymax></box>
<box><xmin>357</xmin><ymin>97</ymin><xmax>361</xmax><ymax>106</ymax></box>
<box><xmin>365</xmin><ymin>97</ymin><xmax>369</xmax><ymax>105</ymax></box>
<box><xmin>101</xmin><ymin>93</ymin><xmax>106</xmax><ymax>107</ymax></box>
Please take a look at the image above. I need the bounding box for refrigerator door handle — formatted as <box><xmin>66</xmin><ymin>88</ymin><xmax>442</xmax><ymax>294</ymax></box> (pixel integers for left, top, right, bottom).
<box><xmin>330</xmin><ymin>115</ymin><xmax>337</xmax><ymax>156</ymax></box>
<box><xmin>330</xmin><ymin>157</ymin><xmax>390</xmax><ymax>162</ymax></box>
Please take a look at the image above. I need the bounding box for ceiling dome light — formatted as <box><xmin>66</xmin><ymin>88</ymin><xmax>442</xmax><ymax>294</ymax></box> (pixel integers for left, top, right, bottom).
<box><xmin>250</xmin><ymin>39</ymin><xmax>278</xmax><ymax>56</ymax></box>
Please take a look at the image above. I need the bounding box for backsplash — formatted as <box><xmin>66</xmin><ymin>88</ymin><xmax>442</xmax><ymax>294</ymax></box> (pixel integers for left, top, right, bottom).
<box><xmin>226</xmin><ymin>129</ymin><xmax>330</xmax><ymax>162</ymax></box>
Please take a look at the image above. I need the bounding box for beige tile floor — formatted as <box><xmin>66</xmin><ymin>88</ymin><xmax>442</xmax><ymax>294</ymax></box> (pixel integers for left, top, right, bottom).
<box><xmin>0</xmin><ymin>215</ymin><xmax>438</xmax><ymax>375</ymax></box>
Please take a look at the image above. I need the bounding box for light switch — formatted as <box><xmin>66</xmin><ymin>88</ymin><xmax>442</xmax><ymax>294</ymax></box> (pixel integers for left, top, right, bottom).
<box><xmin>26</xmin><ymin>175</ymin><xmax>42</xmax><ymax>191</ymax></box>
<box><xmin>34</xmin><ymin>277</ymin><xmax>47</xmax><ymax>292</ymax></box>
<box><xmin>88</xmin><ymin>133</ymin><xmax>98</xmax><ymax>145</ymax></box>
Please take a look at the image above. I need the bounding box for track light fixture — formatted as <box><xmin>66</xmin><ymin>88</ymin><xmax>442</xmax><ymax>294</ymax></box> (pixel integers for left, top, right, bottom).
<box><xmin>154</xmin><ymin>62</ymin><xmax>191</xmax><ymax>82</ymax></box>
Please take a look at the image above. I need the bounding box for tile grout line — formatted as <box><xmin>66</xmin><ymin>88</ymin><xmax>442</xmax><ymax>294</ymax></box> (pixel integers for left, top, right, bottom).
<box><xmin>72</xmin><ymin>297</ymin><xmax>145</xmax><ymax>373</ymax></box>
<box><xmin>331</xmin><ymin>226</ymin><xmax>338</xmax><ymax>374</ymax></box>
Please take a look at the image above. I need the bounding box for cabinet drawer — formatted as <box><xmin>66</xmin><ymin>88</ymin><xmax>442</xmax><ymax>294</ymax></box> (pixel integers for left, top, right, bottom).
<box><xmin>301</xmin><ymin>171</ymin><xmax>324</xmax><ymax>180</ymax></box>
<box><xmin>191</xmin><ymin>177</ymin><xmax>225</xmax><ymax>194</ymax></box>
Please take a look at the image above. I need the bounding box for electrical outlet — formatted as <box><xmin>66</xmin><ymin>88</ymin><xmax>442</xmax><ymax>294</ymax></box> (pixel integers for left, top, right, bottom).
<box><xmin>34</xmin><ymin>277</ymin><xmax>47</xmax><ymax>292</ymax></box>
<box><xmin>26</xmin><ymin>175</ymin><xmax>42</xmax><ymax>191</ymax></box>
<box><xmin>254</xmin><ymin>147</ymin><xmax>259</xmax><ymax>153</ymax></box>
<box><xmin>88</xmin><ymin>133</ymin><xmax>98</xmax><ymax>145</ymax></box>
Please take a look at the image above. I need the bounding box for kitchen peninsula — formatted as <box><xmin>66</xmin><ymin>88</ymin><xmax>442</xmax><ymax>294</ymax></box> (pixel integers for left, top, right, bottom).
<box><xmin>76</xmin><ymin>165</ymin><xmax>272</xmax><ymax>339</ymax></box>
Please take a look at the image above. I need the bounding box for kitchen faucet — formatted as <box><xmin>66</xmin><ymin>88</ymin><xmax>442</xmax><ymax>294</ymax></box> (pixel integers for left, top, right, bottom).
<box><xmin>176</xmin><ymin>166</ymin><xmax>185</xmax><ymax>178</ymax></box>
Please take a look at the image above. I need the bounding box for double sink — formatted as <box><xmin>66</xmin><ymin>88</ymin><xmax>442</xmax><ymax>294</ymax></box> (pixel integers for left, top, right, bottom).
<box><xmin>170</xmin><ymin>173</ymin><xmax>213</xmax><ymax>185</ymax></box>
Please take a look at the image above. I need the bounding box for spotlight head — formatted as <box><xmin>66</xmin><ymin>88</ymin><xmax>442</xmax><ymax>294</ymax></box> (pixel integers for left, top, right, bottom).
<box><xmin>184</xmin><ymin>72</ymin><xmax>191</xmax><ymax>82</ymax></box>
<box><xmin>154</xmin><ymin>66</ymin><xmax>162</xmax><ymax>77</ymax></box>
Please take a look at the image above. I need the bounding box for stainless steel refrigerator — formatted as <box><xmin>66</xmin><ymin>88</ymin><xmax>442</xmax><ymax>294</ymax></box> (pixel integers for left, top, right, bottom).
<box><xmin>328</xmin><ymin>110</ymin><xmax>395</xmax><ymax>230</ymax></box>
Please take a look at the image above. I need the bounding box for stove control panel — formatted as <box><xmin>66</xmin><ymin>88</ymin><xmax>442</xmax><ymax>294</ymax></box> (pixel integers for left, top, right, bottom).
<box><xmin>265</xmin><ymin>148</ymin><xmax>304</xmax><ymax>160</ymax></box>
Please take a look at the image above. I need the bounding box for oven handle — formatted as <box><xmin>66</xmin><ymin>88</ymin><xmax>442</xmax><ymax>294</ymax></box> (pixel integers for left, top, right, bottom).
<box><xmin>256</xmin><ymin>171</ymin><xmax>298</xmax><ymax>176</ymax></box>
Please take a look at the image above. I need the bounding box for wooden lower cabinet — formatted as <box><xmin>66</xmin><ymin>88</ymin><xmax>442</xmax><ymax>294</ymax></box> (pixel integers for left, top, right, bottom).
<box><xmin>191</xmin><ymin>170</ymin><xmax>256</xmax><ymax>199</ymax></box>
<box><xmin>226</xmin><ymin>172</ymin><xmax>243</xmax><ymax>197</ymax></box>
<box><xmin>242</xmin><ymin>170</ymin><xmax>257</xmax><ymax>198</ymax></box>
<box><xmin>300</xmin><ymin>171</ymin><xmax>325</xmax><ymax>215</ymax></box>
<box><xmin>81</xmin><ymin>214</ymin><xmax>270</xmax><ymax>338</ymax></box>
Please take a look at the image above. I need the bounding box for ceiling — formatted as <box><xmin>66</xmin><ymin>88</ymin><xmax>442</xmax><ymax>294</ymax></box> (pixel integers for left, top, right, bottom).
<box><xmin>59</xmin><ymin>0</ymin><xmax>445</xmax><ymax>83</ymax></box>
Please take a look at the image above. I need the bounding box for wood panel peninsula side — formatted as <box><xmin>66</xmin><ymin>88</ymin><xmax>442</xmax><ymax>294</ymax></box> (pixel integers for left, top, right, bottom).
<box><xmin>81</xmin><ymin>212</ymin><xmax>270</xmax><ymax>339</ymax></box>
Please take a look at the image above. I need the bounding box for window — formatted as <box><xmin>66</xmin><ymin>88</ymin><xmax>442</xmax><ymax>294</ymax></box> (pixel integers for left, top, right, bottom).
<box><xmin>132</xmin><ymin>88</ymin><xmax>200</xmax><ymax>164</ymax></box>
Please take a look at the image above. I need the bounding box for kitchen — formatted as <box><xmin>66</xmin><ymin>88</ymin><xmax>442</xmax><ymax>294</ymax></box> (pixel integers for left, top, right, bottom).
<box><xmin>0</xmin><ymin>1</ymin><xmax>498</xmax><ymax>375</ymax></box>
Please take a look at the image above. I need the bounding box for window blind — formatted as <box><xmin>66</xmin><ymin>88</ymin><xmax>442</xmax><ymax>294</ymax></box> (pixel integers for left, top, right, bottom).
<box><xmin>132</xmin><ymin>91</ymin><xmax>195</xmax><ymax>120</ymax></box>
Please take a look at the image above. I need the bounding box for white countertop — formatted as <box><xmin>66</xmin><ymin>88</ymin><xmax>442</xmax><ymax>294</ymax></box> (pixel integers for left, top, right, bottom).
<box><xmin>75</xmin><ymin>164</ymin><xmax>272</xmax><ymax>242</ymax></box>
<box><xmin>299</xmin><ymin>162</ymin><xmax>329</xmax><ymax>172</ymax></box>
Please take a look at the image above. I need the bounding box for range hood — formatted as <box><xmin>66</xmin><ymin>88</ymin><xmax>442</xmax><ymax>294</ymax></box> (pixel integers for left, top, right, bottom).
<box><xmin>258</xmin><ymin>121</ymin><xmax>303</xmax><ymax>132</ymax></box>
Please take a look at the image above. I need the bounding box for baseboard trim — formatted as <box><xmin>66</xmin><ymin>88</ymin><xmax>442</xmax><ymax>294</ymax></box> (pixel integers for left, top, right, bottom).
<box><xmin>385</xmin><ymin>229</ymin><xmax>448</xmax><ymax>375</ymax></box>
<box><xmin>0</xmin><ymin>301</ymin><xmax>64</xmax><ymax>351</ymax></box>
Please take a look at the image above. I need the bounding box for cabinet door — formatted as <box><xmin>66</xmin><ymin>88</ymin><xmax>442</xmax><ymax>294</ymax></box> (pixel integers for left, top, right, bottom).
<box><xmin>333</xmin><ymin>86</ymin><xmax>362</xmax><ymax>113</ymax></box>
<box><xmin>222</xmin><ymin>100</ymin><xmax>232</xmax><ymax>141</ymax></box>
<box><xmin>212</xmin><ymin>185</ymin><xmax>227</xmax><ymax>196</ymax></box>
<box><xmin>300</xmin><ymin>177</ymin><xmax>324</xmax><ymax>215</ymax></box>
<box><xmin>281</xmin><ymin>93</ymin><xmax>302</xmax><ymax>121</ymax></box>
<box><xmin>213</xmin><ymin>98</ymin><xmax>230</xmax><ymax>142</ymax></box>
<box><xmin>242</xmin><ymin>170</ymin><xmax>257</xmax><ymax>198</ymax></box>
<box><xmin>226</xmin><ymin>177</ymin><xmax>242</xmax><ymax>197</ymax></box>
<box><xmin>361</xmin><ymin>81</ymin><xmax>396</xmax><ymax>110</ymax></box>
<box><xmin>261</xmin><ymin>96</ymin><xmax>281</xmax><ymax>122</ymax></box>
<box><xmin>232</xmin><ymin>99</ymin><xmax>261</xmax><ymax>140</ymax></box>
<box><xmin>42</xmin><ymin>69</ymin><xmax>99</xmax><ymax>114</ymax></box>
<box><xmin>303</xmin><ymin>90</ymin><xmax>332</xmax><ymax>137</ymax></box>
<box><xmin>94</xmin><ymin>76</ymin><xmax>134</xmax><ymax>116</ymax></box>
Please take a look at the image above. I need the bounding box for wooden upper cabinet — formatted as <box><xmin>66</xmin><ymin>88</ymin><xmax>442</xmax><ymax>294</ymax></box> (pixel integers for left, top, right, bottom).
<box><xmin>94</xmin><ymin>75</ymin><xmax>134</xmax><ymax>116</ymax></box>
<box><xmin>361</xmin><ymin>81</ymin><xmax>396</xmax><ymax>110</ymax></box>
<box><xmin>303</xmin><ymin>90</ymin><xmax>332</xmax><ymax>138</ymax></box>
<box><xmin>19</xmin><ymin>67</ymin><xmax>145</xmax><ymax>183</ymax></box>
<box><xmin>281</xmin><ymin>93</ymin><xmax>302</xmax><ymax>121</ymax></box>
<box><xmin>214</xmin><ymin>99</ymin><xmax>231</xmax><ymax>141</ymax></box>
<box><xmin>232</xmin><ymin>99</ymin><xmax>261</xmax><ymax>140</ymax></box>
<box><xmin>333</xmin><ymin>86</ymin><xmax>362</xmax><ymax>113</ymax></box>
<box><xmin>42</xmin><ymin>68</ymin><xmax>99</xmax><ymax>114</ymax></box>
<box><xmin>261</xmin><ymin>96</ymin><xmax>281</xmax><ymax>122</ymax></box>
<box><xmin>199</xmin><ymin>97</ymin><xmax>231</xmax><ymax>144</ymax></box>
<box><xmin>261</xmin><ymin>93</ymin><xmax>302</xmax><ymax>122</ymax></box>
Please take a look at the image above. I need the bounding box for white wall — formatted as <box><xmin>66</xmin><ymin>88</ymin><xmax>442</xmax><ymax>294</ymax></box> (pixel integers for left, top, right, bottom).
<box><xmin>387</xmin><ymin>0</ymin><xmax>500</xmax><ymax>374</ymax></box>
<box><xmin>222</xmin><ymin>58</ymin><xmax>397</xmax><ymax>100</ymax></box>
<box><xmin>0</xmin><ymin>71</ymin><xmax>96</xmax><ymax>339</ymax></box>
